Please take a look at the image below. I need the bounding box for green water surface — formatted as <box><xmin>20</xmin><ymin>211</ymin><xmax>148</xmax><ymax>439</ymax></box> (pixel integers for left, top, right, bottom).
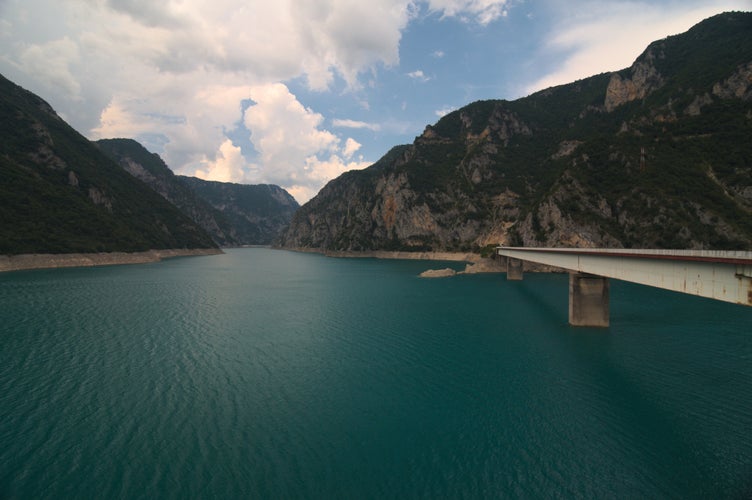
<box><xmin>1</xmin><ymin>248</ymin><xmax>751</xmax><ymax>498</ymax></box>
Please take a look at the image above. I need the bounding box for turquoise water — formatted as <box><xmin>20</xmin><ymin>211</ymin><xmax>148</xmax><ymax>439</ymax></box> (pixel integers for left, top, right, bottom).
<box><xmin>1</xmin><ymin>248</ymin><xmax>751</xmax><ymax>499</ymax></box>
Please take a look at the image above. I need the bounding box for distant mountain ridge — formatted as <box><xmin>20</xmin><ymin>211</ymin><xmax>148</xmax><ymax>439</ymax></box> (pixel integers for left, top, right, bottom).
<box><xmin>279</xmin><ymin>12</ymin><xmax>752</xmax><ymax>252</ymax></box>
<box><xmin>179</xmin><ymin>176</ymin><xmax>299</xmax><ymax>245</ymax></box>
<box><xmin>0</xmin><ymin>74</ymin><xmax>216</xmax><ymax>255</ymax></box>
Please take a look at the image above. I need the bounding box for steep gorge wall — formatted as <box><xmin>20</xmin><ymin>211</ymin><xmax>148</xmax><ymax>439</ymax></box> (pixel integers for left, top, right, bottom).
<box><xmin>280</xmin><ymin>12</ymin><xmax>752</xmax><ymax>253</ymax></box>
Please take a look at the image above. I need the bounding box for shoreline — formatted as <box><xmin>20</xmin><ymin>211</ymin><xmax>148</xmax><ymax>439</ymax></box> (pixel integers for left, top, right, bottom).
<box><xmin>0</xmin><ymin>248</ymin><xmax>223</xmax><ymax>273</ymax></box>
<box><xmin>281</xmin><ymin>247</ymin><xmax>487</xmax><ymax>263</ymax></box>
<box><xmin>279</xmin><ymin>247</ymin><xmax>564</xmax><ymax>275</ymax></box>
<box><xmin>279</xmin><ymin>247</ymin><xmax>510</xmax><ymax>275</ymax></box>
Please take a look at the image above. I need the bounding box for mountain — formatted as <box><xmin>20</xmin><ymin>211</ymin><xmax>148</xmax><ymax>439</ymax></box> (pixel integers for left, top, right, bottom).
<box><xmin>96</xmin><ymin>138</ymin><xmax>242</xmax><ymax>246</ymax></box>
<box><xmin>0</xmin><ymin>74</ymin><xmax>217</xmax><ymax>255</ymax></box>
<box><xmin>178</xmin><ymin>177</ymin><xmax>299</xmax><ymax>245</ymax></box>
<box><xmin>97</xmin><ymin>138</ymin><xmax>300</xmax><ymax>246</ymax></box>
<box><xmin>279</xmin><ymin>12</ymin><xmax>752</xmax><ymax>253</ymax></box>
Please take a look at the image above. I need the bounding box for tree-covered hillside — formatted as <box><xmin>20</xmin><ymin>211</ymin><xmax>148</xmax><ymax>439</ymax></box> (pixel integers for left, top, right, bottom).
<box><xmin>96</xmin><ymin>138</ymin><xmax>241</xmax><ymax>247</ymax></box>
<box><xmin>0</xmin><ymin>74</ymin><xmax>217</xmax><ymax>255</ymax></box>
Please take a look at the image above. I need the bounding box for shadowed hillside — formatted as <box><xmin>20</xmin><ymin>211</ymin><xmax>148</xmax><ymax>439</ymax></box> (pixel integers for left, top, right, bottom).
<box><xmin>0</xmin><ymin>75</ymin><xmax>217</xmax><ymax>255</ymax></box>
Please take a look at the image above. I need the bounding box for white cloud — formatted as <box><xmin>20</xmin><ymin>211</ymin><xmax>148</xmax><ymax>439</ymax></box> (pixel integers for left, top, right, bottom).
<box><xmin>288</xmin><ymin>154</ymin><xmax>371</xmax><ymax>202</ymax></box>
<box><xmin>432</xmin><ymin>50</ymin><xmax>445</xmax><ymax>58</ymax></box>
<box><xmin>240</xmin><ymin>83</ymin><xmax>370</xmax><ymax>202</ymax></box>
<box><xmin>194</xmin><ymin>139</ymin><xmax>247</xmax><ymax>183</ymax></box>
<box><xmin>342</xmin><ymin>137</ymin><xmax>362</xmax><ymax>159</ymax></box>
<box><xmin>426</xmin><ymin>0</ymin><xmax>510</xmax><ymax>25</ymax></box>
<box><xmin>89</xmin><ymin>80</ymin><xmax>254</xmax><ymax>177</ymax></box>
<box><xmin>91</xmin><ymin>99</ymin><xmax>146</xmax><ymax>139</ymax></box>
<box><xmin>17</xmin><ymin>37</ymin><xmax>81</xmax><ymax>99</ymax></box>
<box><xmin>332</xmin><ymin>118</ymin><xmax>382</xmax><ymax>131</ymax></box>
<box><xmin>2</xmin><ymin>0</ymin><xmax>415</xmax><ymax>120</ymax></box>
<box><xmin>524</xmin><ymin>1</ymin><xmax>752</xmax><ymax>95</ymax></box>
<box><xmin>244</xmin><ymin>83</ymin><xmax>338</xmax><ymax>164</ymax></box>
<box><xmin>289</xmin><ymin>0</ymin><xmax>414</xmax><ymax>89</ymax></box>
<box><xmin>407</xmin><ymin>69</ymin><xmax>431</xmax><ymax>82</ymax></box>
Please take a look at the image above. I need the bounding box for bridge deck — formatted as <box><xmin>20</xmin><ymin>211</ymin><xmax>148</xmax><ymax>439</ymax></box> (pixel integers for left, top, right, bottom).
<box><xmin>497</xmin><ymin>247</ymin><xmax>752</xmax><ymax>307</ymax></box>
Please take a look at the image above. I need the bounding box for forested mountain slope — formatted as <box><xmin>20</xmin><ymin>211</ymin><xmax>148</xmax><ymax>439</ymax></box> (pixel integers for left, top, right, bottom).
<box><xmin>96</xmin><ymin>138</ymin><xmax>240</xmax><ymax>246</ymax></box>
<box><xmin>0</xmin><ymin>75</ymin><xmax>216</xmax><ymax>255</ymax></box>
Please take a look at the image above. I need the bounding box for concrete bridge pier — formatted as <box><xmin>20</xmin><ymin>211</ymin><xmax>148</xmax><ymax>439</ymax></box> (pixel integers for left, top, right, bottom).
<box><xmin>569</xmin><ymin>273</ymin><xmax>610</xmax><ymax>327</ymax></box>
<box><xmin>506</xmin><ymin>258</ymin><xmax>523</xmax><ymax>280</ymax></box>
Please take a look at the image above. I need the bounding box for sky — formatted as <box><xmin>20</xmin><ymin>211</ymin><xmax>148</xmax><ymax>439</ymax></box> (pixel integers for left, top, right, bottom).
<box><xmin>1</xmin><ymin>0</ymin><xmax>750</xmax><ymax>203</ymax></box>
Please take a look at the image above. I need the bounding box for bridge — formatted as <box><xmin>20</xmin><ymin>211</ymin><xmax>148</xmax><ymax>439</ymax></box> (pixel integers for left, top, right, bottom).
<box><xmin>496</xmin><ymin>247</ymin><xmax>752</xmax><ymax>327</ymax></box>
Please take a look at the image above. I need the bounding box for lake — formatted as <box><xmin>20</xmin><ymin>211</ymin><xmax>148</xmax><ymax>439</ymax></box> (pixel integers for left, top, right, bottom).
<box><xmin>1</xmin><ymin>248</ymin><xmax>751</xmax><ymax>498</ymax></box>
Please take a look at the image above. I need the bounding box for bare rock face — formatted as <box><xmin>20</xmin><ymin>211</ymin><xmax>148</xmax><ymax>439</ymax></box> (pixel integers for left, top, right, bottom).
<box><xmin>487</xmin><ymin>107</ymin><xmax>532</xmax><ymax>145</ymax></box>
<box><xmin>684</xmin><ymin>93</ymin><xmax>714</xmax><ymax>116</ymax></box>
<box><xmin>122</xmin><ymin>158</ymin><xmax>156</xmax><ymax>184</ymax></box>
<box><xmin>373</xmin><ymin>173</ymin><xmax>413</xmax><ymax>232</ymax></box>
<box><xmin>604</xmin><ymin>59</ymin><xmax>664</xmax><ymax>112</ymax></box>
<box><xmin>551</xmin><ymin>141</ymin><xmax>582</xmax><ymax>160</ymax></box>
<box><xmin>88</xmin><ymin>187</ymin><xmax>113</xmax><ymax>211</ymax></box>
<box><xmin>713</xmin><ymin>62</ymin><xmax>752</xmax><ymax>100</ymax></box>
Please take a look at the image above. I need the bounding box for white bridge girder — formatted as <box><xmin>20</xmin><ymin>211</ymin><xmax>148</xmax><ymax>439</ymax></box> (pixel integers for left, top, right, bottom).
<box><xmin>497</xmin><ymin>247</ymin><xmax>752</xmax><ymax>307</ymax></box>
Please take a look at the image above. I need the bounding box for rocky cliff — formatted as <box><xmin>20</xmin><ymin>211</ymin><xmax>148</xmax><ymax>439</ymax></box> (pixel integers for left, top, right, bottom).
<box><xmin>279</xmin><ymin>12</ymin><xmax>752</xmax><ymax>252</ymax></box>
